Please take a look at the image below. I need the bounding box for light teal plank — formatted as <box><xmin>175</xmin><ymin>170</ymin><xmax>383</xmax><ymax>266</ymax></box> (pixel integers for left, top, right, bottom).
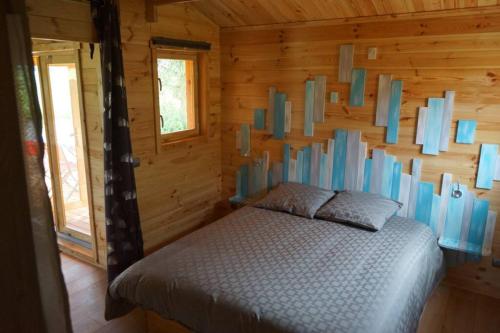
<box><xmin>330</xmin><ymin>91</ymin><xmax>339</xmax><ymax>103</ymax></box>
<box><xmin>415</xmin><ymin>182</ymin><xmax>434</xmax><ymax>225</ymax></box>
<box><xmin>283</xmin><ymin>143</ymin><xmax>291</xmax><ymax>183</ymax></box>
<box><xmin>319</xmin><ymin>153</ymin><xmax>328</xmax><ymax>189</ymax></box>
<box><xmin>349</xmin><ymin>68</ymin><xmax>366</xmax><ymax>107</ymax></box>
<box><xmin>240</xmin><ymin>124</ymin><xmax>250</xmax><ymax>156</ymax></box>
<box><xmin>253</xmin><ymin>108</ymin><xmax>266</xmax><ymax>130</ymax></box>
<box><xmin>386</xmin><ymin>80</ymin><xmax>403</xmax><ymax>144</ymax></box>
<box><xmin>467</xmin><ymin>199</ymin><xmax>489</xmax><ymax>254</ymax></box>
<box><xmin>302</xmin><ymin>146</ymin><xmax>312</xmax><ymax>185</ymax></box>
<box><xmin>476</xmin><ymin>144</ymin><xmax>499</xmax><ymax>189</ymax></box>
<box><xmin>422</xmin><ymin>97</ymin><xmax>444</xmax><ymax>155</ymax></box>
<box><xmin>456</xmin><ymin>120</ymin><xmax>477</xmax><ymax>144</ymax></box>
<box><xmin>332</xmin><ymin>129</ymin><xmax>348</xmax><ymax>191</ymax></box>
<box><xmin>381</xmin><ymin>155</ymin><xmax>396</xmax><ymax>198</ymax></box>
<box><xmin>391</xmin><ymin>161</ymin><xmax>402</xmax><ymax>201</ymax></box>
<box><xmin>304</xmin><ymin>80</ymin><xmax>315</xmax><ymax>137</ymax></box>
<box><xmin>273</xmin><ymin>92</ymin><xmax>287</xmax><ymax>139</ymax></box>
<box><xmin>429</xmin><ymin>194</ymin><xmax>441</xmax><ymax>235</ymax></box>
<box><xmin>297</xmin><ymin>150</ymin><xmax>304</xmax><ymax>184</ymax></box>
<box><xmin>363</xmin><ymin>159</ymin><xmax>372</xmax><ymax>192</ymax></box>
<box><xmin>439</xmin><ymin>184</ymin><xmax>467</xmax><ymax>250</ymax></box>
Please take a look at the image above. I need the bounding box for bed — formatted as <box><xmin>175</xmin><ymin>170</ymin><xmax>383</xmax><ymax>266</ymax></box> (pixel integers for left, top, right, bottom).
<box><xmin>107</xmin><ymin>205</ymin><xmax>444</xmax><ymax>333</ymax></box>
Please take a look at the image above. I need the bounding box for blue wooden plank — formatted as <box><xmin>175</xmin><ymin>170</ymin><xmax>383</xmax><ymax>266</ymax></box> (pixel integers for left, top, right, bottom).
<box><xmin>381</xmin><ymin>155</ymin><xmax>396</xmax><ymax>198</ymax></box>
<box><xmin>273</xmin><ymin>92</ymin><xmax>287</xmax><ymax>139</ymax></box>
<box><xmin>422</xmin><ymin>98</ymin><xmax>444</xmax><ymax>155</ymax></box>
<box><xmin>331</xmin><ymin>129</ymin><xmax>348</xmax><ymax>191</ymax></box>
<box><xmin>330</xmin><ymin>91</ymin><xmax>339</xmax><ymax>103</ymax></box>
<box><xmin>235</xmin><ymin>170</ymin><xmax>242</xmax><ymax>197</ymax></box>
<box><xmin>240</xmin><ymin>164</ymin><xmax>249</xmax><ymax>198</ymax></box>
<box><xmin>297</xmin><ymin>150</ymin><xmax>304</xmax><ymax>184</ymax></box>
<box><xmin>267</xmin><ymin>170</ymin><xmax>273</xmax><ymax>191</ymax></box>
<box><xmin>456</xmin><ymin>120</ymin><xmax>476</xmax><ymax>144</ymax></box>
<box><xmin>319</xmin><ymin>153</ymin><xmax>328</xmax><ymax>189</ymax></box>
<box><xmin>363</xmin><ymin>159</ymin><xmax>372</xmax><ymax>192</ymax></box>
<box><xmin>415</xmin><ymin>181</ymin><xmax>434</xmax><ymax>225</ymax></box>
<box><xmin>253</xmin><ymin>108</ymin><xmax>266</xmax><ymax>130</ymax></box>
<box><xmin>467</xmin><ymin>199</ymin><xmax>489</xmax><ymax>254</ymax></box>
<box><xmin>240</xmin><ymin>124</ymin><xmax>250</xmax><ymax>156</ymax></box>
<box><xmin>349</xmin><ymin>68</ymin><xmax>366</xmax><ymax>107</ymax></box>
<box><xmin>302</xmin><ymin>146</ymin><xmax>312</xmax><ymax>185</ymax></box>
<box><xmin>429</xmin><ymin>194</ymin><xmax>441</xmax><ymax>235</ymax></box>
<box><xmin>304</xmin><ymin>80</ymin><xmax>315</xmax><ymax>137</ymax></box>
<box><xmin>477</xmin><ymin>144</ymin><xmax>499</xmax><ymax>189</ymax></box>
<box><xmin>386</xmin><ymin>80</ymin><xmax>403</xmax><ymax>144</ymax></box>
<box><xmin>391</xmin><ymin>161</ymin><xmax>403</xmax><ymax>201</ymax></box>
<box><xmin>283</xmin><ymin>143</ymin><xmax>291</xmax><ymax>183</ymax></box>
<box><xmin>439</xmin><ymin>184</ymin><xmax>467</xmax><ymax>250</ymax></box>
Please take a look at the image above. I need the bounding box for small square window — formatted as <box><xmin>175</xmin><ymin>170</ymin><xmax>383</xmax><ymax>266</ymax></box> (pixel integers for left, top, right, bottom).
<box><xmin>153</xmin><ymin>49</ymin><xmax>201</xmax><ymax>145</ymax></box>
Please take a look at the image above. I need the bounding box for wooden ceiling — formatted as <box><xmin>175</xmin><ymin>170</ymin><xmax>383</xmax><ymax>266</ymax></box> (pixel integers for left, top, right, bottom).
<box><xmin>190</xmin><ymin>0</ymin><xmax>500</xmax><ymax>28</ymax></box>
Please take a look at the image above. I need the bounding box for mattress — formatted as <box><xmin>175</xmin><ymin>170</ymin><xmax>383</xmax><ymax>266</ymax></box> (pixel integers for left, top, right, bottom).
<box><xmin>107</xmin><ymin>206</ymin><xmax>445</xmax><ymax>333</ymax></box>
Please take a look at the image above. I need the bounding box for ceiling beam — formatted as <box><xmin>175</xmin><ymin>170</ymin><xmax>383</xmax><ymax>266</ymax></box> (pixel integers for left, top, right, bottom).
<box><xmin>145</xmin><ymin>0</ymin><xmax>199</xmax><ymax>22</ymax></box>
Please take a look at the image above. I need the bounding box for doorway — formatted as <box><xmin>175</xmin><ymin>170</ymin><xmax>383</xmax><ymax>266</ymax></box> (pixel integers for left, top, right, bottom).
<box><xmin>33</xmin><ymin>40</ymin><xmax>96</xmax><ymax>255</ymax></box>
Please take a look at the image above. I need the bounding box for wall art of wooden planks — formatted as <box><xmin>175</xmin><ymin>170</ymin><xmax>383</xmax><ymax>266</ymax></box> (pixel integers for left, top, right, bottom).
<box><xmin>230</xmin><ymin>129</ymin><xmax>497</xmax><ymax>257</ymax></box>
<box><xmin>221</xmin><ymin>14</ymin><xmax>500</xmax><ymax>298</ymax></box>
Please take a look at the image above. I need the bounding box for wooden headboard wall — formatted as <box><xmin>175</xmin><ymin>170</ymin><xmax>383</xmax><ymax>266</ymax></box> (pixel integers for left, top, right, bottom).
<box><xmin>220</xmin><ymin>10</ymin><xmax>500</xmax><ymax>298</ymax></box>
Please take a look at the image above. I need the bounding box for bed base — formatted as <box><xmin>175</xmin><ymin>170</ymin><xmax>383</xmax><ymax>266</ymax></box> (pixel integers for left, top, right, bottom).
<box><xmin>146</xmin><ymin>311</ymin><xmax>192</xmax><ymax>333</ymax></box>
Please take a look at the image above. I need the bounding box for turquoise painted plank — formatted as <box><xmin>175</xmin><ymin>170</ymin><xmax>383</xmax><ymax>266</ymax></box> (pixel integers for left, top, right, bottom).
<box><xmin>331</xmin><ymin>129</ymin><xmax>348</xmax><ymax>191</ymax></box>
<box><xmin>439</xmin><ymin>184</ymin><xmax>467</xmax><ymax>250</ymax></box>
<box><xmin>267</xmin><ymin>170</ymin><xmax>273</xmax><ymax>191</ymax></box>
<box><xmin>240</xmin><ymin>164</ymin><xmax>249</xmax><ymax>198</ymax></box>
<box><xmin>273</xmin><ymin>92</ymin><xmax>287</xmax><ymax>139</ymax></box>
<box><xmin>240</xmin><ymin>124</ymin><xmax>250</xmax><ymax>156</ymax></box>
<box><xmin>429</xmin><ymin>194</ymin><xmax>441</xmax><ymax>235</ymax></box>
<box><xmin>456</xmin><ymin>120</ymin><xmax>476</xmax><ymax>144</ymax></box>
<box><xmin>283</xmin><ymin>143</ymin><xmax>291</xmax><ymax>183</ymax></box>
<box><xmin>467</xmin><ymin>199</ymin><xmax>489</xmax><ymax>254</ymax></box>
<box><xmin>302</xmin><ymin>146</ymin><xmax>312</xmax><ymax>185</ymax></box>
<box><xmin>381</xmin><ymin>155</ymin><xmax>396</xmax><ymax>198</ymax></box>
<box><xmin>304</xmin><ymin>80</ymin><xmax>315</xmax><ymax>137</ymax></box>
<box><xmin>363</xmin><ymin>159</ymin><xmax>372</xmax><ymax>192</ymax></box>
<box><xmin>235</xmin><ymin>170</ymin><xmax>242</xmax><ymax>197</ymax></box>
<box><xmin>415</xmin><ymin>182</ymin><xmax>434</xmax><ymax>225</ymax></box>
<box><xmin>319</xmin><ymin>153</ymin><xmax>328</xmax><ymax>189</ymax></box>
<box><xmin>330</xmin><ymin>91</ymin><xmax>339</xmax><ymax>103</ymax></box>
<box><xmin>422</xmin><ymin>98</ymin><xmax>444</xmax><ymax>155</ymax></box>
<box><xmin>391</xmin><ymin>161</ymin><xmax>403</xmax><ymax>201</ymax></box>
<box><xmin>386</xmin><ymin>80</ymin><xmax>403</xmax><ymax>144</ymax></box>
<box><xmin>477</xmin><ymin>144</ymin><xmax>499</xmax><ymax>189</ymax></box>
<box><xmin>349</xmin><ymin>68</ymin><xmax>366</xmax><ymax>107</ymax></box>
<box><xmin>253</xmin><ymin>108</ymin><xmax>266</xmax><ymax>130</ymax></box>
<box><xmin>297</xmin><ymin>150</ymin><xmax>304</xmax><ymax>184</ymax></box>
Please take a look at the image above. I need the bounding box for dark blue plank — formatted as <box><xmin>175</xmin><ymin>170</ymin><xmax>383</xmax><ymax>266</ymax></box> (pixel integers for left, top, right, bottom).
<box><xmin>349</xmin><ymin>68</ymin><xmax>366</xmax><ymax>107</ymax></box>
<box><xmin>302</xmin><ymin>146</ymin><xmax>312</xmax><ymax>185</ymax></box>
<box><xmin>363</xmin><ymin>159</ymin><xmax>372</xmax><ymax>192</ymax></box>
<box><xmin>283</xmin><ymin>143</ymin><xmax>291</xmax><ymax>183</ymax></box>
<box><xmin>331</xmin><ymin>129</ymin><xmax>348</xmax><ymax>191</ymax></box>
<box><xmin>304</xmin><ymin>81</ymin><xmax>315</xmax><ymax>137</ymax></box>
<box><xmin>415</xmin><ymin>181</ymin><xmax>434</xmax><ymax>225</ymax></box>
<box><xmin>240</xmin><ymin>164</ymin><xmax>249</xmax><ymax>198</ymax></box>
<box><xmin>273</xmin><ymin>92</ymin><xmax>287</xmax><ymax>139</ymax></box>
<box><xmin>253</xmin><ymin>108</ymin><xmax>266</xmax><ymax>130</ymax></box>
<box><xmin>386</xmin><ymin>80</ymin><xmax>403</xmax><ymax>144</ymax></box>
<box><xmin>297</xmin><ymin>150</ymin><xmax>304</xmax><ymax>184</ymax></box>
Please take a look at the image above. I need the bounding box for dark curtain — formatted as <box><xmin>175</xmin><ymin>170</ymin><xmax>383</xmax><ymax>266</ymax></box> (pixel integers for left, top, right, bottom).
<box><xmin>90</xmin><ymin>0</ymin><xmax>144</xmax><ymax>284</ymax></box>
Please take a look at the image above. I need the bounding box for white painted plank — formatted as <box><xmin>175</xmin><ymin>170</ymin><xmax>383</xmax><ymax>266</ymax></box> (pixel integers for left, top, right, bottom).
<box><xmin>344</xmin><ymin>130</ymin><xmax>361</xmax><ymax>191</ymax></box>
<box><xmin>313</xmin><ymin>76</ymin><xmax>327</xmax><ymax>122</ymax></box>
<box><xmin>407</xmin><ymin>158</ymin><xmax>422</xmax><ymax>219</ymax></box>
<box><xmin>495</xmin><ymin>155</ymin><xmax>500</xmax><ymax>181</ymax></box>
<box><xmin>267</xmin><ymin>86</ymin><xmax>276</xmax><ymax>133</ymax></box>
<box><xmin>356</xmin><ymin>142</ymin><xmax>367</xmax><ymax>191</ymax></box>
<box><xmin>288</xmin><ymin>158</ymin><xmax>297</xmax><ymax>183</ymax></box>
<box><xmin>326</xmin><ymin>139</ymin><xmax>335</xmax><ymax>190</ymax></box>
<box><xmin>370</xmin><ymin>149</ymin><xmax>385</xmax><ymax>194</ymax></box>
<box><xmin>284</xmin><ymin>101</ymin><xmax>292</xmax><ymax>133</ymax></box>
<box><xmin>398</xmin><ymin>173</ymin><xmax>412</xmax><ymax>217</ymax></box>
<box><xmin>310</xmin><ymin>143</ymin><xmax>322</xmax><ymax>187</ymax></box>
<box><xmin>415</xmin><ymin>107</ymin><xmax>428</xmax><ymax>145</ymax></box>
<box><xmin>338</xmin><ymin>44</ymin><xmax>354</xmax><ymax>83</ymax></box>
<box><xmin>459</xmin><ymin>190</ymin><xmax>475</xmax><ymax>250</ymax></box>
<box><xmin>482</xmin><ymin>211</ymin><xmax>497</xmax><ymax>256</ymax></box>
<box><xmin>439</xmin><ymin>90</ymin><xmax>455</xmax><ymax>151</ymax></box>
<box><xmin>437</xmin><ymin>173</ymin><xmax>453</xmax><ymax>237</ymax></box>
<box><xmin>375</xmin><ymin>74</ymin><xmax>392</xmax><ymax>127</ymax></box>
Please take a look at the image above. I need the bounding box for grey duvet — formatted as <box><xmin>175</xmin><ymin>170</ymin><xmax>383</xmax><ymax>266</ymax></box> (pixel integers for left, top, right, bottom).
<box><xmin>108</xmin><ymin>206</ymin><xmax>444</xmax><ymax>333</ymax></box>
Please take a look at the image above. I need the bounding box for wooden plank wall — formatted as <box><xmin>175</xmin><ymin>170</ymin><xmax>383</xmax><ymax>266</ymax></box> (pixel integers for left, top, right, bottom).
<box><xmin>119</xmin><ymin>0</ymin><xmax>222</xmax><ymax>249</ymax></box>
<box><xmin>220</xmin><ymin>12</ymin><xmax>500</xmax><ymax>298</ymax></box>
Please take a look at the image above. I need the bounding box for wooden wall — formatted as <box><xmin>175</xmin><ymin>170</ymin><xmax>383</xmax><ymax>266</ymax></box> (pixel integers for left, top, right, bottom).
<box><xmin>119</xmin><ymin>0</ymin><xmax>222</xmax><ymax>249</ymax></box>
<box><xmin>220</xmin><ymin>12</ymin><xmax>500</xmax><ymax>298</ymax></box>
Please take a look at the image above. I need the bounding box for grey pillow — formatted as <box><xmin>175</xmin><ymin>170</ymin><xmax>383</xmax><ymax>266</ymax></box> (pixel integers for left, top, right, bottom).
<box><xmin>254</xmin><ymin>182</ymin><xmax>335</xmax><ymax>219</ymax></box>
<box><xmin>315</xmin><ymin>190</ymin><xmax>402</xmax><ymax>231</ymax></box>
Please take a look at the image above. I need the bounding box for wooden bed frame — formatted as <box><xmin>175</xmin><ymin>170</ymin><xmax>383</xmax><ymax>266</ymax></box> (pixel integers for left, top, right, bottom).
<box><xmin>146</xmin><ymin>311</ymin><xmax>192</xmax><ymax>333</ymax></box>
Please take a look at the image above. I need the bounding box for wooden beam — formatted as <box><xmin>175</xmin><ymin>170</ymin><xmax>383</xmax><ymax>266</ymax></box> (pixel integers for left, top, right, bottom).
<box><xmin>155</xmin><ymin>0</ymin><xmax>199</xmax><ymax>5</ymax></box>
<box><xmin>145</xmin><ymin>0</ymin><xmax>157</xmax><ymax>22</ymax></box>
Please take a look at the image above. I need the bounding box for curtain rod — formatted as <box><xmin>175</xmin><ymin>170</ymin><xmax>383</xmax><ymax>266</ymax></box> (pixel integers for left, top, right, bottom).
<box><xmin>151</xmin><ymin>37</ymin><xmax>211</xmax><ymax>51</ymax></box>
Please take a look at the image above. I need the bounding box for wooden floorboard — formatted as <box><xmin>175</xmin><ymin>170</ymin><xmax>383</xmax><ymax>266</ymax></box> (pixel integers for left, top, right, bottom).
<box><xmin>61</xmin><ymin>253</ymin><xmax>500</xmax><ymax>333</ymax></box>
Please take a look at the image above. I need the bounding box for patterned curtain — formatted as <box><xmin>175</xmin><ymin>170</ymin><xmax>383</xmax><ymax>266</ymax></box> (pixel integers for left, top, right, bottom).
<box><xmin>90</xmin><ymin>0</ymin><xmax>144</xmax><ymax>283</ymax></box>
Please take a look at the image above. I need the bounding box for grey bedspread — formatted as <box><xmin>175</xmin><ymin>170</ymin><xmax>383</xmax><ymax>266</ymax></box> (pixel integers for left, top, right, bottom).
<box><xmin>108</xmin><ymin>207</ymin><xmax>445</xmax><ymax>333</ymax></box>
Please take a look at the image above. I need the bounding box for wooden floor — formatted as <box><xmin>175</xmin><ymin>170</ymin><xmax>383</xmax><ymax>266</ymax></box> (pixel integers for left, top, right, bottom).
<box><xmin>62</xmin><ymin>253</ymin><xmax>500</xmax><ymax>333</ymax></box>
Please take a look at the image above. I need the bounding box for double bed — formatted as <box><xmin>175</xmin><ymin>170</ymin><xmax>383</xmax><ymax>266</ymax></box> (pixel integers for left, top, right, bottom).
<box><xmin>107</xmin><ymin>204</ymin><xmax>444</xmax><ymax>333</ymax></box>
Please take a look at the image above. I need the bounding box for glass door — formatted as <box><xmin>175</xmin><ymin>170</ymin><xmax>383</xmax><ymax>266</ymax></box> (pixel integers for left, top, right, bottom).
<box><xmin>35</xmin><ymin>51</ymin><xmax>92</xmax><ymax>244</ymax></box>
